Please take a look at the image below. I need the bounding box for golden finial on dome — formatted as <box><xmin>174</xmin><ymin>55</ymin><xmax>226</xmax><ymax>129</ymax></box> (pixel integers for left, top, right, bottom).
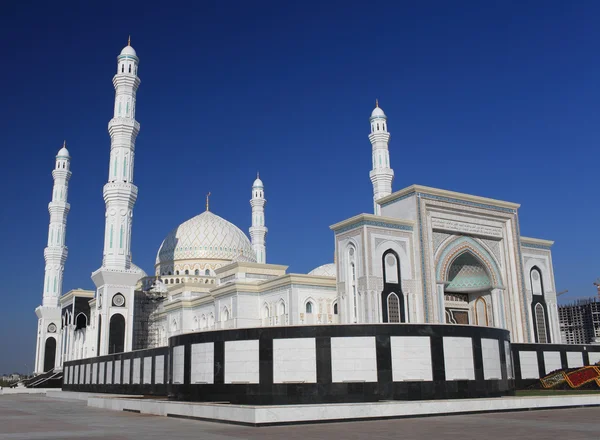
<box><xmin>375</xmin><ymin>98</ymin><xmax>379</xmax><ymax>108</ymax></box>
<box><xmin>128</xmin><ymin>35</ymin><xmax>131</xmax><ymax>46</ymax></box>
<box><xmin>206</xmin><ymin>192</ymin><xmax>211</xmax><ymax>211</ymax></box>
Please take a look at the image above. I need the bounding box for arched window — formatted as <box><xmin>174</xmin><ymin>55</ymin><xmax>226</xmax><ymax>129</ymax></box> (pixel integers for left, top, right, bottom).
<box><xmin>222</xmin><ymin>308</ymin><xmax>229</xmax><ymax>321</ymax></box>
<box><xmin>347</xmin><ymin>244</ymin><xmax>358</xmax><ymax>323</ymax></box>
<box><xmin>195</xmin><ymin>269</ymin><xmax>199</xmax><ymax>275</ymax></box>
<box><xmin>263</xmin><ymin>304</ymin><xmax>270</xmax><ymax>319</ymax></box>
<box><xmin>168</xmin><ymin>271</ymin><xmax>172</xmax><ymax>275</ymax></box>
<box><xmin>175</xmin><ymin>278</ymin><xmax>179</xmax><ymax>283</ymax></box>
<box><xmin>108</xmin><ymin>314</ymin><xmax>125</xmax><ymax>354</ymax></box>
<box><xmin>333</xmin><ymin>302</ymin><xmax>338</xmax><ymax>315</ymax></box>
<box><xmin>381</xmin><ymin>249</ymin><xmax>405</xmax><ymax>323</ymax></box>
<box><xmin>208</xmin><ymin>313</ymin><xmax>215</xmax><ymax>327</ymax></box>
<box><xmin>387</xmin><ymin>293</ymin><xmax>400</xmax><ymax>323</ymax></box>
<box><xmin>185</xmin><ymin>270</ymin><xmax>189</xmax><ymax>275</ymax></box>
<box><xmin>306</xmin><ymin>302</ymin><xmax>313</xmax><ymax>314</ymax></box>
<box><xmin>535</xmin><ymin>303</ymin><xmax>548</xmax><ymax>343</ymax></box>
<box><xmin>43</xmin><ymin>337</ymin><xmax>56</xmax><ymax>372</ymax></box>
<box><xmin>205</xmin><ymin>269</ymin><xmax>210</xmax><ymax>276</ymax></box>
<box><xmin>475</xmin><ymin>297</ymin><xmax>488</xmax><ymax>326</ymax></box>
<box><xmin>121</xmin><ymin>64</ymin><xmax>124</xmax><ymax>73</ymax></box>
<box><xmin>200</xmin><ymin>315</ymin><xmax>207</xmax><ymax>329</ymax></box>
<box><xmin>128</xmin><ymin>64</ymin><xmax>131</xmax><ymax>73</ymax></box>
<box><xmin>175</xmin><ymin>270</ymin><xmax>179</xmax><ymax>275</ymax></box>
<box><xmin>530</xmin><ymin>267</ymin><xmax>550</xmax><ymax>343</ymax></box>
<box><xmin>277</xmin><ymin>301</ymin><xmax>286</xmax><ymax>316</ymax></box>
<box><xmin>75</xmin><ymin>313</ymin><xmax>87</xmax><ymax>330</ymax></box>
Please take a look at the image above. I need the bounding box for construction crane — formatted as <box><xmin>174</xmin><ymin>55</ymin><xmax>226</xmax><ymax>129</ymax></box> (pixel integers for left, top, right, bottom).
<box><xmin>594</xmin><ymin>279</ymin><xmax>600</xmax><ymax>298</ymax></box>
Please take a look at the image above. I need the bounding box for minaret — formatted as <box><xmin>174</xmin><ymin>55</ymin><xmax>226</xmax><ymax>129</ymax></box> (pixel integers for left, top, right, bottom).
<box><xmin>102</xmin><ymin>37</ymin><xmax>140</xmax><ymax>269</ymax></box>
<box><xmin>249</xmin><ymin>173</ymin><xmax>267</xmax><ymax>263</ymax></box>
<box><xmin>368</xmin><ymin>100</ymin><xmax>394</xmax><ymax>215</ymax></box>
<box><xmin>92</xmin><ymin>38</ymin><xmax>144</xmax><ymax>357</ymax></box>
<box><xmin>34</xmin><ymin>142</ymin><xmax>72</xmax><ymax>373</ymax></box>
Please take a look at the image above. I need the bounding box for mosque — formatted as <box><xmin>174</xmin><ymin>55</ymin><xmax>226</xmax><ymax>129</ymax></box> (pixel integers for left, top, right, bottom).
<box><xmin>34</xmin><ymin>40</ymin><xmax>560</xmax><ymax>381</ymax></box>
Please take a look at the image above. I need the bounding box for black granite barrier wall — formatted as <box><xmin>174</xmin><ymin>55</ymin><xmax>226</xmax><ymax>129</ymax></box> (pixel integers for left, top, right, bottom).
<box><xmin>62</xmin><ymin>346</ymin><xmax>168</xmax><ymax>396</ymax></box>
<box><xmin>512</xmin><ymin>343</ymin><xmax>600</xmax><ymax>389</ymax></box>
<box><xmin>168</xmin><ymin>324</ymin><xmax>513</xmax><ymax>405</ymax></box>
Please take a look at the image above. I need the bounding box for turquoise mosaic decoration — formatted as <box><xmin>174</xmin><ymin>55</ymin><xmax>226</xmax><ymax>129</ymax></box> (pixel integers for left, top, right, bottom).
<box><xmin>445</xmin><ymin>253</ymin><xmax>492</xmax><ymax>292</ymax></box>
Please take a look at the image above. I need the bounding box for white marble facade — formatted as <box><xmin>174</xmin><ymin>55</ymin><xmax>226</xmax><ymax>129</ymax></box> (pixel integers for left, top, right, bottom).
<box><xmin>35</xmin><ymin>41</ymin><xmax>562</xmax><ymax>375</ymax></box>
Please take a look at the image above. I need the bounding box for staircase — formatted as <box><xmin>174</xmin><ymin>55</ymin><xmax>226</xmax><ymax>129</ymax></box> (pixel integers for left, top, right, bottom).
<box><xmin>23</xmin><ymin>369</ymin><xmax>63</xmax><ymax>389</ymax></box>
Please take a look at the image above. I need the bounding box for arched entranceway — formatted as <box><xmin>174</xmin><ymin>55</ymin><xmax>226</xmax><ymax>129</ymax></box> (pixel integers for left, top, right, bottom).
<box><xmin>43</xmin><ymin>337</ymin><xmax>56</xmax><ymax>372</ymax></box>
<box><xmin>108</xmin><ymin>314</ymin><xmax>125</xmax><ymax>354</ymax></box>
<box><xmin>443</xmin><ymin>252</ymin><xmax>493</xmax><ymax>326</ymax></box>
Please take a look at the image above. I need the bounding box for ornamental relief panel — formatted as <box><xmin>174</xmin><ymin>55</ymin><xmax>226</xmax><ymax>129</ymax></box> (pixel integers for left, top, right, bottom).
<box><xmin>431</xmin><ymin>217</ymin><xmax>503</xmax><ymax>239</ymax></box>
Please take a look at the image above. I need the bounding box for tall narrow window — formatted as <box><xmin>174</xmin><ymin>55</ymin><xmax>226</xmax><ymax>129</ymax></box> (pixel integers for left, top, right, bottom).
<box><xmin>53</xmin><ymin>277</ymin><xmax>57</xmax><ymax>292</ymax></box>
<box><xmin>333</xmin><ymin>303</ymin><xmax>338</xmax><ymax>315</ymax></box>
<box><xmin>475</xmin><ymin>297</ymin><xmax>488</xmax><ymax>326</ymax></box>
<box><xmin>119</xmin><ymin>225</ymin><xmax>124</xmax><ymax>248</ymax></box>
<box><xmin>126</xmin><ymin>101</ymin><xmax>129</xmax><ymax>116</ymax></box>
<box><xmin>387</xmin><ymin>293</ymin><xmax>400</xmax><ymax>323</ymax></box>
<box><xmin>123</xmin><ymin>156</ymin><xmax>127</xmax><ymax>179</ymax></box>
<box><xmin>535</xmin><ymin>304</ymin><xmax>548</xmax><ymax>343</ymax></box>
<box><xmin>306</xmin><ymin>302</ymin><xmax>313</xmax><ymax>314</ymax></box>
<box><xmin>109</xmin><ymin>225</ymin><xmax>114</xmax><ymax>248</ymax></box>
<box><xmin>128</xmin><ymin>64</ymin><xmax>131</xmax><ymax>73</ymax></box>
<box><xmin>113</xmin><ymin>158</ymin><xmax>117</xmax><ymax>177</ymax></box>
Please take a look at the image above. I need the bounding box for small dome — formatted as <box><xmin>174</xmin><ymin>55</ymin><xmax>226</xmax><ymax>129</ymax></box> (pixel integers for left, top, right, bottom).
<box><xmin>56</xmin><ymin>145</ymin><xmax>70</xmax><ymax>158</ymax></box>
<box><xmin>120</xmin><ymin>45</ymin><xmax>137</xmax><ymax>57</ymax></box>
<box><xmin>308</xmin><ymin>263</ymin><xmax>336</xmax><ymax>278</ymax></box>
<box><xmin>253</xmin><ymin>177</ymin><xmax>263</xmax><ymax>188</ymax></box>
<box><xmin>370</xmin><ymin>106</ymin><xmax>386</xmax><ymax>119</ymax></box>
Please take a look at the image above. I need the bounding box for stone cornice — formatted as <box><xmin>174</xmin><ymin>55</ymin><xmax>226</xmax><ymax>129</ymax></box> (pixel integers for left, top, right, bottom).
<box><xmin>59</xmin><ymin>289</ymin><xmax>94</xmax><ymax>306</ymax></box>
<box><xmin>214</xmin><ymin>261</ymin><xmax>288</xmax><ymax>275</ymax></box>
<box><xmin>378</xmin><ymin>184</ymin><xmax>521</xmax><ymax>211</ymax></box>
<box><xmin>330</xmin><ymin>213</ymin><xmax>414</xmax><ymax>234</ymax></box>
<box><xmin>521</xmin><ymin>236</ymin><xmax>554</xmax><ymax>250</ymax></box>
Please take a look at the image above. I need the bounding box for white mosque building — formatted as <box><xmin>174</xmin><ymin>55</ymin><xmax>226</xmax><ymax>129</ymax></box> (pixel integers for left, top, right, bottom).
<box><xmin>34</xmin><ymin>41</ymin><xmax>560</xmax><ymax>374</ymax></box>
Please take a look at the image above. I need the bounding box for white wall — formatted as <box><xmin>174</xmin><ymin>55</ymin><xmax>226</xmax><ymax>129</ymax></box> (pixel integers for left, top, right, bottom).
<box><xmin>331</xmin><ymin>337</ymin><xmax>377</xmax><ymax>382</ymax></box>
<box><xmin>589</xmin><ymin>352</ymin><xmax>600</xmax><ymax>365</ymax></box>
<box><xmin>106</xmin><ymin>361</ymin><xmax>113</xmax><ymax>385</ymax></box>
<box><xmin>567</xmin><ymin>352</ymin><xmax>583</xmax><ymax>368</ymax></box>
<box><xmin>143</xmin><ymin>357</ymin><xmax>152</xmax><ymax>384</ymax></box>
<box><xmin>273</xmin><ymin>338</ymin><xmax>316</xmax><ymax>383</ymax></box>
<box><xmin>172</xmin><ymin>345</ymin><xmax>184</xmax><ymax>384</ymax></box>
<box><xmin>99</xmin><ymin>362</ymin><xmax>105</xmax><ymax>384</ymax></box>
<box><xmin>191</xmin><ymin>343</ymin><xmax>214</xmax><ymax>384</ymax></box>
<box><xmin>519</xmin><ymin>351</ymin><xmax>539</xmax><ymax>379</ymax></box>
<box><xmin>481</xmin><ymin>338</ymin><xmax>501</xmax><ymax>380</ymax></box>
<box><xmin>114</xmin><ymin>360</ymin><xmax>121</xmax><ymax>384</ymax></box>
<box><xmin>390</xmin><ymin>336</ymin><xmax>432</xmax><ymax>381</ymax></box>
<box><xmin>443</xmin><ymin>337</ymin><xmax>474</xmax><ymax>380</ymax></box>
<box><xmin>155</xmin><ymin>355</ymin><xmax>164</xmax><ymax>384</ymax></box>
<box><xmin>132</xmin><ymin>358</ymin><xmax>141</xmax><ymax>384</ymax></box>
<box><xmin>225</xmin><ymin>340</ymin><xmax>259</xmax><ymax>384</ymax></box>
<box><xmin>543</xmin><ymin>351</ymin><xmax>561</xmax><ymax>374</ymax></box>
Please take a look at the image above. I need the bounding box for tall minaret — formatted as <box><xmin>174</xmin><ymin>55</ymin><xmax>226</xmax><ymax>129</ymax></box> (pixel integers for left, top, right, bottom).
<box><xmin>249</xmin><ymin>173</ymin><xmax>267</xmax><ymax>264</ymax></box>
<box><xmin>368</xmin><ymin>100</ymin><xmax>394</xmax><ymax>215</ymax></box>
<box><xmin>92</xmin><ymin>39</ymin><xmax>144</xmax><ymax>357</ymax></box>
<box><xmin>34</xmin><ymin>142</ymin><xmax>72</xmax><ymax>373</ymax></box>
<box><xmin>102</xmin><ymin>37</ymin><xmax>140</xmax><ymax>269</ymax></box>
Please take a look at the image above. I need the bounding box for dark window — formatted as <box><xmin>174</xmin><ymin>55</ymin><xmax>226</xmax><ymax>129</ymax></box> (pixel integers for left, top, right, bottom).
<box><xmin>43</xmin><ymin>337</ymin><xmax>56</xmax><ymax>372</ymax></box>
<box><xmin>333</xmin><ymin>303</ymin><xmax>338</xmax><ymax>315</ymax></box>
<box><xmin>75</xmin><ymin>313</ymin><xmax>87</xmax><ymax>330</ymax></box>
<box><xmin>387</xmin><ymin>293</ymin><xmax>400</xmax><ymax>323</ymax></box>
<box><xmin>108</xmin><ymin>314</ymin><xmax>125</xmax><ymax>354</ymax></box>
<box><xmin>306</xmin><ymin>302</ymin><xmax>313</xmax><ymax>314</ymax></box>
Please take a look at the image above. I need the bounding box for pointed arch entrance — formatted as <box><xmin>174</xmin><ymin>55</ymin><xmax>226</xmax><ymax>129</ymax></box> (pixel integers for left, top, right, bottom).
<box><xmin>437</xmin><ymin>238</ymin><xmax>501</xmax><ymax>327</ymax></box>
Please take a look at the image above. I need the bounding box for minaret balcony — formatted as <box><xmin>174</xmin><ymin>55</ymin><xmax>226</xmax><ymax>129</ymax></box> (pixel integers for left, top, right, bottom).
<box><xmin>103</xmin><ymin>182</ymin><xmax>138</xmax><ymax>204</ymax></box>
<box><xmin>108</xmin><ymin>118</ymin><xmax>140</xmax><ymax>136</ymax></box>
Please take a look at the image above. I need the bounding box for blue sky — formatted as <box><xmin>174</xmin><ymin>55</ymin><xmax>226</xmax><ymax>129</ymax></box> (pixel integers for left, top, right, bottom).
<box><xmin>1</xmin><ymin>0</ymin><xmax>599</xmax><ymax>373</ymax></box>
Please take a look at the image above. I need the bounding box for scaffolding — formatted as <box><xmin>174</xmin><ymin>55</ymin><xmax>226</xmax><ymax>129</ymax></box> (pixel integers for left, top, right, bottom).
<box><xmin>132</xmin><ymin>278</ymin><xmax>167</xmax><ymax>350</ymax></box>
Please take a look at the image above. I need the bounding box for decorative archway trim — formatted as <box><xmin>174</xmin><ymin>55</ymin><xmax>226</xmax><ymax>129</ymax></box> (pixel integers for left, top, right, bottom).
<box><xmin>436</xmin><ymin>236</ymin><xmax>503</xmax><ymax>289</ymax></box>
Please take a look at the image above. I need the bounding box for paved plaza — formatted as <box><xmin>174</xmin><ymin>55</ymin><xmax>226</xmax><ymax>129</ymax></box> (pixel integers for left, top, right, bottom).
<box><xmin>0</xmin><ymin>394</ymin><xmax>599</xmax><ymax>440</ymax></box>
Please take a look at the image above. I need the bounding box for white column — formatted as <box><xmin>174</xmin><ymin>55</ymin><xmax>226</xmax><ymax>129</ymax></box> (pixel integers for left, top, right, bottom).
<box><xmin>368</xmin><ymin>100</ymin><xmax>394</xmax><ymax>215</ymax></box>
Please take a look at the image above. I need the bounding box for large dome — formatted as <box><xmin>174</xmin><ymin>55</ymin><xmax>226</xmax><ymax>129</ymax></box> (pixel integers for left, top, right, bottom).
<box><xmin>308</xmin><ymin>263</ymin><xmax>336</xmax><ymax>277</ymax></box>
<box><xmin>156</xmin><ymin>211</ymin><xmax>256</xmax><ymax>266</ymax></box>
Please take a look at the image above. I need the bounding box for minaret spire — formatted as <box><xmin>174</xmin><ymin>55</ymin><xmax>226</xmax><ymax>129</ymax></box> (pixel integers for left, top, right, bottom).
<box><xmin>91</xmin><ymin>40</ymin><xmax>143</xmax><ymax>357</ymax></box>
<box><xmin>206</xmin><ymin>192</ymin><xmax>211</xmax><ymax>211</ymax></box>
<box><xmin>34</xmin><ymin>142</ymin><xmax>72</xmax><ymax>373</ymax></box>
<box><xmin>369</xmin><ymin>100</ymin><xmax>394</xmax><ymax>215</ymax></box>
<box><xmin>250</xmin><ymin>174</ymin><xmax>267</xmax><ymax>264</ymax></box>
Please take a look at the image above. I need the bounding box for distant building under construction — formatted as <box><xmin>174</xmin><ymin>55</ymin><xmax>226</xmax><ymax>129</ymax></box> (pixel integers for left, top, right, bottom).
<box><xmin>559</xmin><ymin>298</ymin><xmax>600</xmax><ymax>344</ymax></box>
